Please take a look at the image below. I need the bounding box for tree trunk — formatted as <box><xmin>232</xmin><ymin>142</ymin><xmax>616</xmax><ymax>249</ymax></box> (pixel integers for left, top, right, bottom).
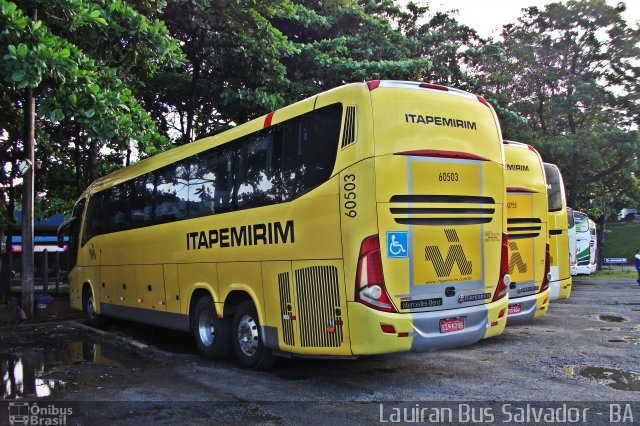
<box><xmin>21</xmin><ymin>46</ymin><xmax>36</xmax><ymax>319</ymax></box>
<box><xmin>88</xmin><ymin>137</ymin><xmax>98</xmax><ymax>183</ymax></box>
<box><xmin>74</xmin><ymin>126</ymin><xmax>84</xmax><ymax>196</ymax></box>
<box><xmin>184</xmin><ymin>33</ymin><xmax>204</xmax><ymax>146</ymax></box>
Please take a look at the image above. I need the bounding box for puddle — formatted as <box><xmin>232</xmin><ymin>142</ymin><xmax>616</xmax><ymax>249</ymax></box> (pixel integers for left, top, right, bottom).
<box><xmin>562</xmin><ymin>365</ymin><xmax>640</xmax><ymax>391</ymax></box>
<box><xmin>579</xmin><ymin>367</ymin><xmax>640</xmax><ymax>392</ymax></box>
<box><xmin>598</xmin><ymin>315</ymin><xmax>627</xmax><ymax>323</ymax></box>
<box><xmin>1</xmin><ymin>341</ymin><xmax>132</xmax><ymax>399</ymax></box>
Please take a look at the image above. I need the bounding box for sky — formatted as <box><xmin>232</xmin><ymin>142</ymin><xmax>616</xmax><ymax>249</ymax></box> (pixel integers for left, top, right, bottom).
<box><xmin>424</xmin><ymin>0</ymin><xmax>640</xmax><ymax>38</ymax></box>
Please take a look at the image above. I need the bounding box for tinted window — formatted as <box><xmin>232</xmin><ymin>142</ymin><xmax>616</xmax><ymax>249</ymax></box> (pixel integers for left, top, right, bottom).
<box><xmin>544</xmin><ymin>164</ymin><xmax>563</xmax><ymax>212</ymax></box>
<box><xmin>156</xmin><ymin>159</ymin><xmax>190</xmax><ymax>222</ymax></box>
<box><xmin>281</xmin><ymin>103</ymin><xmax>341</xmax><ymax>200</ymax></box>
<box><xmin>82</xmin><ymin>103</ymin><xmax>342</xmax><ymax>243</ymax></box>
<box><xmin>237</xmin><ymin>129</ymin><xmax>277</xmax><ymax>209</ymax></box>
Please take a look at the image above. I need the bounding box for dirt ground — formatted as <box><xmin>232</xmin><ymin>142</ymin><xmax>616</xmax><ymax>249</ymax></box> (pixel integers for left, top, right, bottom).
<box><xmin>1</xmin><ymin>279</ymin><xmax>639</xmax><ymax>425</ymax></box>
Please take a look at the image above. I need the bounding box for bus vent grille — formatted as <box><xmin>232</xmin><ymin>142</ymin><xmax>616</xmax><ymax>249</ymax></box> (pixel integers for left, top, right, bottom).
<box><xmin>389</xmin><ymin>195</ymin><xmax>496</xmax><ymax>226</ymax></box>
<box><xmin>295</xmin><ymin>266</ymin><xmax>343</xmax><ymax>348</ymax></box>
<box><xmin>507</xmin><ymin>218</ymin><xmax>542</xmax><ymax>239</ymax></box>
<box><xmin>278</xmin><ymin>272</ymin><xmax>295</xmax><ymax>347</ymax></box>
<box><xmin>341</xmin><ymin>106</ymin><xmax>357</xmax><ymax>149</ymax></box>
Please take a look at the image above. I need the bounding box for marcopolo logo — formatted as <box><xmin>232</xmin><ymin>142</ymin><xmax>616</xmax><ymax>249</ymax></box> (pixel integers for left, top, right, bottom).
<box><xmin>424</xmin><ymin>229</ymin><xmax>473</xmax><ymax>278</ymax></box>
<box><xmin>8</xmin><ymin>402</ymin><xmax>73</xmax><ymax>426</ymax></box>
<box><xmin>508</xmin><ymin>241</ymin><xmax>527</xmax><ymax>274</ymax></box>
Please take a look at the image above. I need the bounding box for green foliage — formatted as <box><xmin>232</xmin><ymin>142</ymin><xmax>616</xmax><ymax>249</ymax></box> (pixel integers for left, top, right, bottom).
<box><xmin>479</xmin><ymin>0</ymin><xmax>640</xmax><ymax>209</ymax></box>
<box><xmin>0</xmin><ymin>0</ymin><xmax>184</xmax><ymax>222</ymax></box>
<box><xmin>600</xmin><ymin>221</ymin><xmax>640</xmax><ymax>264</ymax></box>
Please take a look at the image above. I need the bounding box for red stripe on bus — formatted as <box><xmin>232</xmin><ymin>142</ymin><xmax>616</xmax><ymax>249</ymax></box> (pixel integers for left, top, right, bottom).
<box><xmin>264</xmin><ymin>112</ymin><xmax>275</xmax><ymax>128</ymax></box>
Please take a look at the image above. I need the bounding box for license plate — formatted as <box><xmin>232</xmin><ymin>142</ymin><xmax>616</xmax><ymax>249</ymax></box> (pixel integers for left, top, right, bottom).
<box><xmin>508</xmin><ymin>304</ymin><xmax>523</xmax><ymax>315</ymax></box>
<box><xmin>439</xmin><ymin>317</ymin><xmax>465</xmax><ymax>333</ymax></box>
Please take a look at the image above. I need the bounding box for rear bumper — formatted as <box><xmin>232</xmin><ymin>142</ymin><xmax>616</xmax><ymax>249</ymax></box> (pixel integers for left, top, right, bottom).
<box><xmin>550</xmin><ymin>277</ymin><xmax>572</xmax><ymax>301</ymax></box>
<box><xmin>347</xmin><ymin>295</ymin><xmax>509</xmax><ymax>355</ymax></box>
<box><xmin>506</xmin><ymin>288</ymin><xmax>550</xmax><ymax>324</ymax></box>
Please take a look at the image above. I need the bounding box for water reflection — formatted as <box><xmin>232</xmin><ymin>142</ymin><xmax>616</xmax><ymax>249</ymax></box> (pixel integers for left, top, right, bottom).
<box><xmin>1</xmin><ymin>342</ymin><xmax>119</xmax><ymax>399</ymax></box>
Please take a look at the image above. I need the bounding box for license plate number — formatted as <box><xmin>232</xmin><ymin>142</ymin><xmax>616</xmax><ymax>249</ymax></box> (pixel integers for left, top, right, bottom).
<box><xmin>508</xmin><ymin>304</ymin><xmax>523</xmax><ymax>315</ymax></box>
<box><xmin>439</xmin><ymin>317</ymin><xmax>465</xmax><ymax>333</ymax></box>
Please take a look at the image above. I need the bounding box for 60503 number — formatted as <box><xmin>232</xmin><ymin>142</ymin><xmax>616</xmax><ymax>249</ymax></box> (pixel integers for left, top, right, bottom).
<box><xmin>343</xmin><ymin>174</ymin><xmax>357</xmax><ymax>218</ymax></box>
<box><xmin>439</xmin><ymin>172</ymin><xmax>459</xmax><ymax>182</ymax></box>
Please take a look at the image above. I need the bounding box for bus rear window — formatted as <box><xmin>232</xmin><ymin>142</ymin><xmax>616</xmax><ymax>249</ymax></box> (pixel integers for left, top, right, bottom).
<box><xmin>544</xmin><ymin>164</ymin><xmax>563</xmax><ymax>212</ymax></box>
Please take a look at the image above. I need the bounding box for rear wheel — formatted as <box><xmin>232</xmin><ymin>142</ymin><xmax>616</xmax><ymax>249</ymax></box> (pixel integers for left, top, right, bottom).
<box><xmin>82</xmin><ymin>286</ymin><xmax>102</xmax><ymax>327</ymax></box>
<box><xmin>231</xmin><ymin>300</ymin><xmax>276</xmax><ymax>370</ymax></box>
<box><xmin>192</xmin><ymin>296</ymin><xmax>232</xmax><ymax>359</ymax></box>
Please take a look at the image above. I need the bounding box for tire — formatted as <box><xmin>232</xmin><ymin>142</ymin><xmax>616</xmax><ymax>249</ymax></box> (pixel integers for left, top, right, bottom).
<box><xmin>83</xmin><ymin>286</ymin><xmax>103</xmax><ymax>327</ymax></box>
<box><xmin>231</xmin><ymin>300</ymin><xmax>276</xmax><ymax>370</ymax></box>
<box><xmin>192</xmin><ymin>296</ymin><xmax>232</xmax><ymax>359</ymax></box>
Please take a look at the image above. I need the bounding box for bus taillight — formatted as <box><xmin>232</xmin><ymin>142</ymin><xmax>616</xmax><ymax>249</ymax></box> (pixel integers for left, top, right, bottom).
<box><xmin>356</xmin><ymin>235</ymin><xmax>397</xmax><ymax>313</ymax></box>
<box><xmin>541</xmin><ymin>242</ymin><xmax>551</xmax><ymax>292</ymax></box>
<box><xmin>493</xmin><ymin>232</ymin><xmax>511</xmax><ymax>302</ymax></box>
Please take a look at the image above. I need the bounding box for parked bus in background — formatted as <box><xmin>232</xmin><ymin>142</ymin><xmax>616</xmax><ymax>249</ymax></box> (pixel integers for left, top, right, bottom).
<box><xmin>573</xmin><ymin>211</ymin><xmax>597</xmax><ymax>275</ymax></box>
<box><xmin>503</xmin><ymin>141</ymin><xmax>550</xmax><ymax>322</ymax></box>
<box><xmin>59</xmin><ymin>81</ymin><xmax>510</xmax><ymax>369</ymax></box>
<box><xmin>567</xmin><ymin>207</ymin><xmax>577</xmax><ymax>276</ymax></box>
<box><xmin>543</xmin><ymin>163</ymin><xmax>572</xmax><ymax>300</ymax></box>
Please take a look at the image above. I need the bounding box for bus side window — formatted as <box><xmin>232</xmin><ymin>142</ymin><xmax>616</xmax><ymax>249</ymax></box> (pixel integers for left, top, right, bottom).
<box><xmin>155</xmin><ymin>160</ymin><xmax>190</xmax><ymax>223</ymax></box>
<box><xmin>281</xmin><ymin>104</ymin><xmax>341</xmax><ymax>200</ymax></box>
<box><xmin>198</xmin><ymin>148</ymin><xmax>234</xmax><ymax>215</ymax></box>
<box><xmin>236</xmin><ymin>129</ymin><xmax>276</xmax><ymax>210</ymax></box>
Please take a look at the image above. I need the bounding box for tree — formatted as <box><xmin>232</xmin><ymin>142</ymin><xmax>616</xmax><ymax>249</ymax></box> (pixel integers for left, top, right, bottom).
<box><xmin>139</xmin><ymin>0</ymin><xmax>301</xmax><ymax>145</ymax></box>
<box><xmin>480</xmin><ymin>0</ymin><xmax>640</xmax><ymax>209</ymax></box>
<box><xmin>0</xmin><ymin>0</ymin><xmax>185</xmax><ymax>229</ymax></box>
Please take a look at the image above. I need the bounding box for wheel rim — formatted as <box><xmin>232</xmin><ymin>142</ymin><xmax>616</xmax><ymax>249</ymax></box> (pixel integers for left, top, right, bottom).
<box><xmin>237</xmin><ymin>314</ymin><xmax>259</xmax><ymax>357</ymax></box>
<box><xmin>198</xmin><ymin>310</ymin><xmax>215</xmax><ymax>347</ymax></box>
<box><xmin>87</xmin><ymin>295</ymin><xmax>95</xmax><ymax>319</ymax></box>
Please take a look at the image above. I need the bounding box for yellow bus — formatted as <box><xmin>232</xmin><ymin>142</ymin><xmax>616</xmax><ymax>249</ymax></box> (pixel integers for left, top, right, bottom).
<box><xmin>543</xmin><ymin>163</ymin><xmax>572</xmax><ymax>300</ymax></box>
<box><xmin>59</xmin><ymin>80</ymin><xmax>510</xmax><ymax>368</ymax></box>
<box><xmin>503</xmin><ymin>141</ymin><xmax>550</xmax><ymax>322</ymax></box>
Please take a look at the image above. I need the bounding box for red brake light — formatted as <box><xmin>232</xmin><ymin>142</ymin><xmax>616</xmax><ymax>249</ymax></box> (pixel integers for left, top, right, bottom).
<box><xmin>380</xmin><ymin>324</ymin><xmax>396</xmax><ymax>334</ymax></box>
<box><xmin>367</xmin><ymin>80</ymin><xmax>381</xmax><ymax>91</ymax></box>
<box><xmin>419</xmin><ymin>83</ymin><xmax>448</xmax><ymax>91</ymax></box>
<box><xmin>356</xmin><ymin>235</ymin><xmax>397</xmax><ymax>313</ymax></box>
<box><xmin>541</xmin><ymin>242</ymin><xmax>551</xmax><ymax>292</ymax></box>
<box><xmin>493</xmin><ymin>232</ymin><xmax>510</xmax><ymax>302</ymax></box>
<box><xmin>395</xmin><ymin>150</ymin><xmax>489</xmax><ymax>162</ymax></box>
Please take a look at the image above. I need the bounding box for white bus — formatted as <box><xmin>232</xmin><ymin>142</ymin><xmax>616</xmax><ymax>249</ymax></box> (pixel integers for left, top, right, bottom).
<box><xmin>574</xmin><ymin>211</ymin><xmax>597</xmax><ymax>275</ymax></box>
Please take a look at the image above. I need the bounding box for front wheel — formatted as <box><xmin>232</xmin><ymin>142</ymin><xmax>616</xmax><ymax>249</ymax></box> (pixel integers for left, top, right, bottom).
<box><xmin>231</xmin><ymin>300</ymin><xmax>276</xmax><ymax>370</ymax></box>
<box><xmin>192</xmin><ymin>296</ymin><xmax>232</xmax><ymax>359</ymax></box>
<box><xmin>83</xmin><ymin>287</ymin><xmax>103</xmax><ymax>327</ymax></box>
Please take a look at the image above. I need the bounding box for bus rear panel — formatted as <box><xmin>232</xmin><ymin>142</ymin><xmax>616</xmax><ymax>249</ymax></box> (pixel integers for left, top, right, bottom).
<box><xmin>544</xmin><ymin>163</ymin><xmax>572</xmax><ymax>300</ymax></box>
<box><xmin>503</xmin><ymin>142</ymin><xmax>550</xmax><ymax>323</ymax></box>
<box><xmin>346</xmin><ymin>81</ymin><xmax>509</xmax><ymax>354</ymax></box>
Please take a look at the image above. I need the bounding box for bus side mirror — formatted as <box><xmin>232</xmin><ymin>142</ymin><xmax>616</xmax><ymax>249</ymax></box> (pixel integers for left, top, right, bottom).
<box><xmin>57</xmin><ymin>217</ymin><xmax>75</xmax><ymax>248</ymax></box>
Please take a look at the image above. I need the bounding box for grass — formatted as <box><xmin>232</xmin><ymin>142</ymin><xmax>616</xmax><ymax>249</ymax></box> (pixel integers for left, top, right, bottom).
<box><xmin>577</xmin><ymin>269</ymin><xmax>638</xmax><ymax>280</ymax></box>
<box><xmin>602</xmin><ymin>221</ymin><xmax>640</xmax><ymax>263</ymax></box>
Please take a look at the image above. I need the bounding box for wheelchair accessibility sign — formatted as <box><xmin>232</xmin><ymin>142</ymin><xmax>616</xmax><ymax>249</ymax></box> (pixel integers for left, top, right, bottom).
<box><xmin>387</xmin><ymin>231</ymin><xmax>408</xmax><ymax>258</ymax></box>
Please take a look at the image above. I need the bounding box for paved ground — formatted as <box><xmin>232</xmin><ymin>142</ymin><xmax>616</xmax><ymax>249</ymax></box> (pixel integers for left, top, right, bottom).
<box><xmin>1</xmin><ymin>279</ymin><xmax>639</xmax><ymax>424</ymax></box>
